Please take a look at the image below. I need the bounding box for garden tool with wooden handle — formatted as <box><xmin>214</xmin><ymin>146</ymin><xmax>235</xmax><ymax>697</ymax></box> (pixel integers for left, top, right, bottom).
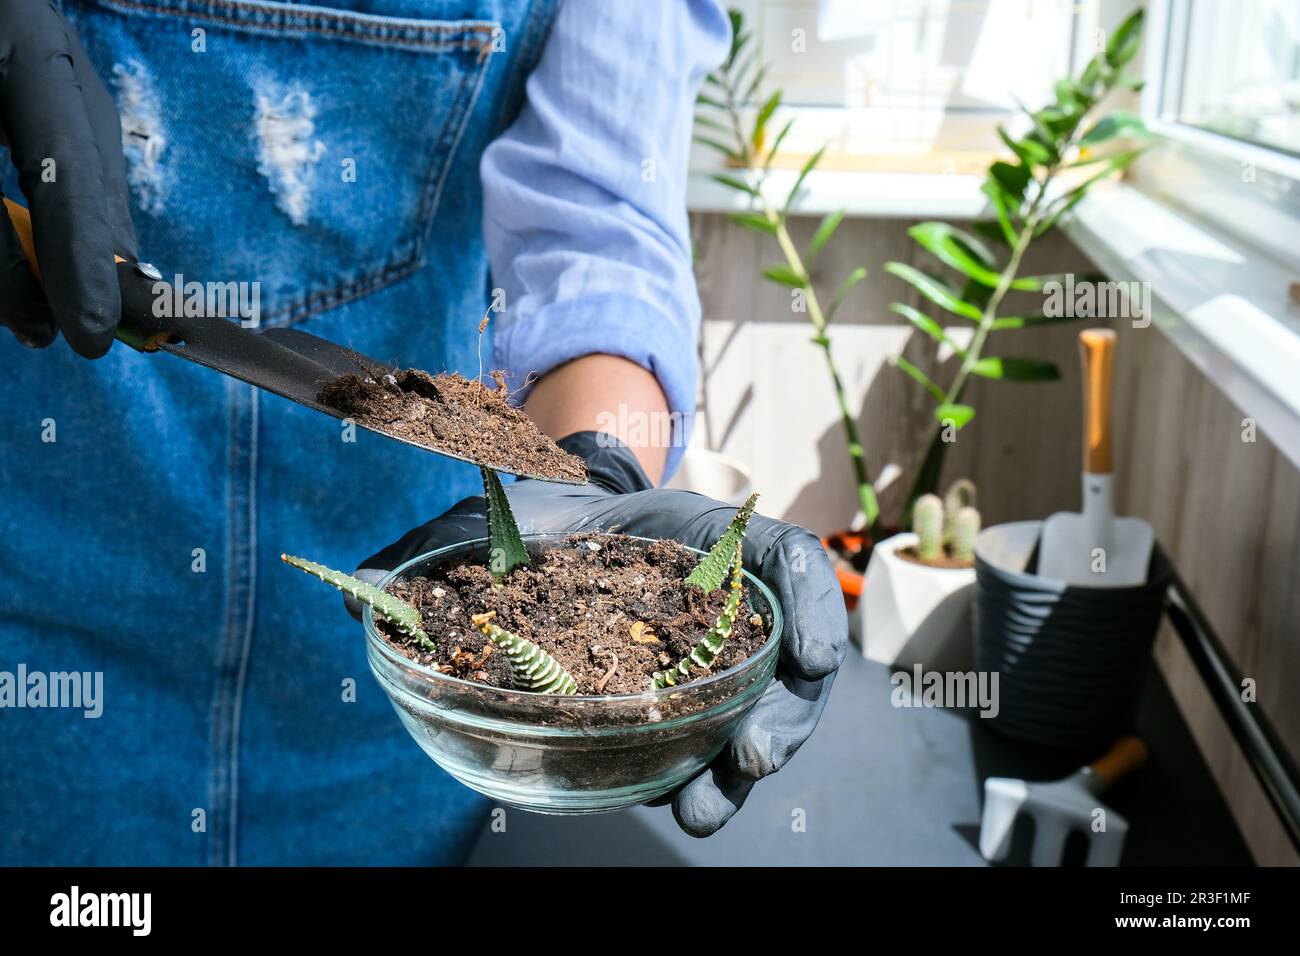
<box><xmin>1037</xmin><ymin>328</ymin><xmax>1154</xmax><ymax>585</ymax></box>
<box><xmin>980</xmin><ymin>736</ymin><xmax>1149</xmax><ymax>866</ymax></box>
<box><xmin>2</xmin><ymin>198</ymin><xmax>580</xmax><ymax>483</ymax></box>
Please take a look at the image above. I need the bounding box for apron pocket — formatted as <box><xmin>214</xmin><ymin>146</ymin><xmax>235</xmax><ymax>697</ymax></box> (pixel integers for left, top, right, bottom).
<box><xmin>67</xmin><ymin>0</ymin><xmax>499</xmax><ymax>325</ymax></box>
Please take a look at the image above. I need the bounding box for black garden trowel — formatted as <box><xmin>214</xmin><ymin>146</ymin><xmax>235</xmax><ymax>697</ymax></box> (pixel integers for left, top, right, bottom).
<box><xmin>4</xmin><ymin>198</ymin><xmax>581</xmax><ymax>483</ymax></box>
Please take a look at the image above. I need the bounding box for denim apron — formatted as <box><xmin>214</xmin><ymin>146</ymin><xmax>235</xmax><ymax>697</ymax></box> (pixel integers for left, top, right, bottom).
<box><xmin>0</xmin><ymin>0</ymin><xmax>559</xmax><ymax>865</ymax></box>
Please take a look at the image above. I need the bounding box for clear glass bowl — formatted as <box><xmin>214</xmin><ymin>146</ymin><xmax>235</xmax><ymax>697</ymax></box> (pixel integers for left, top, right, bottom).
<box><xmin>364</xmin><ymin>533</ymin><xmax>783</xmax><ymax>814</ymax></box>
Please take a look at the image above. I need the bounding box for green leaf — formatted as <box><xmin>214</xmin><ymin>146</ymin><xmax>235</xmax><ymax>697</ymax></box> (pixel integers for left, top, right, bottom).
<box><xmin>908</xmin><ymin>222</ymin><xmax>1003</xmax><ymax>288</ymax></box>
<box><xmin>482</xmin><ymin>467</ymin><xmax>529</xmax><ymax>582</ymax></box>
<box><xmin>712</xmin><ymin>172</ymin><xmax>759</xmax><ymax>196</ymax></box>
<box><xmin>980</xmin><ymin>180</ymin><xmax>1020</xmax><ymax>245</ymax></box>
<box><xmin>1105</xmin><ymin>10</ymin><xmax>1144</xmax><ymax>69</ymax></box>
<box><xmin>998</xmin><ymin>125</ymin><xmax>1052</xmax><ymax>168</ymax></box>
<box><xmin>693</xmin><ymin>115</ymin><xmax>731</xmax><ymax>134</ymax></box>
<box><xmin>1057</xmin><ymin>149</ymin><xmax>1144</xmax><ymax>205</ymax></box>
<box><xmin>762</xmin><ymin>263</ymin><xmax>807</xmax><ymax>288</ymax></box>
<box><xmin>686</xmin><ymin>493</ymin><xmax>759</xmax><ymax>591</ymax></box>
<box><xmin>753</xmin><ymin>90</ymin><xmax>781</xmax><ymax>149</ymax></box>
<box><xmin>807</xmin><ymin>210</ymin><xmax>845</xmax><ymax>260</ymax></box>
<box><xmin>1080</xmin><ymin>111</ymin><xmax>1149</xmax><ymax>146</ymax></box>
<box><xmin>281</xmin><ymin>554</ymin><xmax>433</xmax><ymax>649</ymax></box>
<box><xmin>763</xmin><ymin>118</ymin><xmax>795</xmax><ymax>171</ymax></box>
<box><xmin>890</xmin><ymin>302</ymin><xmax>958</xmax><ymax>351</ymax></box>
<box><xmin>989</xmin><ymin>161</ymin><xmax>1032</xmax><ymax>205</ymax></box>
<box><xmin>783</xmin><ymin>144</ymin><xmax>827</xmax><ymax>216</ymax></box>
<box><xmin>826</xmin><ymin>266</ymin><xmax>867</xmax><ymax>320</ymax></box>
<box><xmin>970</xmin><ymin>357</ymin><xmax>1061</xmax><ymax>381</ymax></box>
<box><xmin>1079</xmin><ymin>54</ymin><xmax>1103</xmax><ymax>89</ymax></box>
<box><xmin>892</xmin><ymin>355</ymin><xmax>945</xmax><ymax>402</ymax></box>
<box><xmin>991</xmin><ymin>312</ymin><xmax>1087</xmax><ymax>330</ymax></box>
<box><xmin>971</xmin><ymin>220</ymin><xmax>1010</xmax><ymax>248</ymax></box>
<box><xmin>695</xmin><ymin>136</ymin><xmax>741</xmax><ymax>159</ymax></box>
<box><xmin>884</xmin><ymin>262</ymin><xmax>982</xmax><ymax>321</ymax></box>
<box><xmin>728</xmin><ymin>210</ymin><xmax>777</xmax><ymax>234</ymax></box>
<box><xmin>935</xmin><ymin>404</ymin><xmax>975</xmax><ymax>429</ymax></box>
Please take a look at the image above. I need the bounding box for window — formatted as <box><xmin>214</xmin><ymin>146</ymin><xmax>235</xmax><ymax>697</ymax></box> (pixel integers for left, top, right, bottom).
<box><xmin>1156</xmin><ymin>0</ymin><xmax>1300</xmax><ymax>157</ymax></box>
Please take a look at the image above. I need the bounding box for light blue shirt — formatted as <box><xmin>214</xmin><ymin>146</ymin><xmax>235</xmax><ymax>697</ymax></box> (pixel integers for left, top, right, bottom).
<box><xmin>483</xmin><ymin>0</ymin><xmax>730</xmax><ymax>476</ymax></box>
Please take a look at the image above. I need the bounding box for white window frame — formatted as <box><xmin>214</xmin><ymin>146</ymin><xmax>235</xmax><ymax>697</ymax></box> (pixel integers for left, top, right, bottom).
<box><xmin>1142</xmin><ymin>0</ymin><xmax>1300</xmax><ymax>182</ymax></box>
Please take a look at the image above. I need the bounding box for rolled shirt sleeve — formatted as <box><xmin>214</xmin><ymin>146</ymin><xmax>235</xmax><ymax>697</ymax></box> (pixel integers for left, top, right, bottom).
<box><xmin>481</xmin><ymin>0</ymin><xmax>730</xmax><ymax>478</ymax></box>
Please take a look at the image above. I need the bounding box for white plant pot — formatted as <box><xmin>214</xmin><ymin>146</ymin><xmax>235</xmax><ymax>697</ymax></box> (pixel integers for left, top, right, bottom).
<box><xmin>665</xmin><ymin>448</ymin><xmax>755</xmax><ymax>506</ymax></box>
<box><xmin>856</xmin><ymin>533</ymin><xmax>976</xmax><ymax>671</ymax></box>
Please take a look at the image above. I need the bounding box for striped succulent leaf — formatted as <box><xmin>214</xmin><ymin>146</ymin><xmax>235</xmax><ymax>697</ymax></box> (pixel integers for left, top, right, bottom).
<box><xmin>655</xmin><ymin>541</ymin><xmax>745</xmax><ymax>689</ymax></box>
<box><xmin>281</xmin><ymin>554</ymin><xmax>434</xmax><ymax>651</ymax></box>
<box><xmin>685</xmin><ymin>492</ymin><xmax>759</xmax><ymax>592</ymax></box>
<box><xmin>470</xmin><ymin>612</ymin><xmax>578</xmax><ymax>695</ymax></box>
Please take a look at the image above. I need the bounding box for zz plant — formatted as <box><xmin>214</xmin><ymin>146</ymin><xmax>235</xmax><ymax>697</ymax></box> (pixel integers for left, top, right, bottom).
<box><xmin>282</xmin><ymin>468</ymin><xmax>762</xmax><ymax>695</ymax></box>
<box><xmin>699</xmin><ymin>8</ymin><xmax>1147</xmax><ymax>529</ymax></box>
<box><xmin>889</xmin><ymin>10</ymin><xmax>1148</xmax><ymax>515</ymax></box>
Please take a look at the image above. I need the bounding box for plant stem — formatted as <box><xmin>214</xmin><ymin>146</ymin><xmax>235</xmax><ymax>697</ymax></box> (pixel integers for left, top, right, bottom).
<box><xmin>718</xmin><ymin>80</ymin><xmax>879</xmax><ymax>528</ymax></box>
<box><xmin>771</xmin><ymin>215</ymin><xmax>880</xmax><ymax>527</ymax></box>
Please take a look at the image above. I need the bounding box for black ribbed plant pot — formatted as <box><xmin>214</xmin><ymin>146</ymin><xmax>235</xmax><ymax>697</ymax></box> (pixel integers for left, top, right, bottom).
<box><xmin>973</xmin><ymin>521</ymin><xmax>1172</xmax><ymax>753</ymax></box>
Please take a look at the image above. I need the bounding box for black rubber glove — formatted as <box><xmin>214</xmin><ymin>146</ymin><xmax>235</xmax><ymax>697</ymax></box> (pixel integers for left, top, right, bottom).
<box><xmin>0</xmin><ymin>0</ymin><xmax>137</xmax><ymax>356</ymax></box>
<box><xmin>356</xmin><ymin>432</ymin><xmax>847</xmax><ymax>837</ymax></box>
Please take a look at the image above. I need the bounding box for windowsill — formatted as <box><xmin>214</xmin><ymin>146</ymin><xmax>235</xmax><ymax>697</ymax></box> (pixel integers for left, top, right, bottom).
<box><xmin>686</xmin><ymin>167</ymin><xmax>991</xmax><ymax>220</ymax></box>
<box><xmin>1064</xmin><ymin>181</ymin><xmax>1300</xmax><ymax>470</ymax></box>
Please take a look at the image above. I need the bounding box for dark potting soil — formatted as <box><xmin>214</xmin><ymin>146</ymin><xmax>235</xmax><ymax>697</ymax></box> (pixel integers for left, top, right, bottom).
<box><xmin>378</xmin><ymin>534</ymin><xmax>769</xmax><ymax>695</ymax></box>
<box><xmin>896</xmin><ymin>545</ymin><xmax>974</xmax><ymax>570</ymax></box>
<box><xmin>318</xmin><ymin>369</ymin><xmax>588</xmax><ymax>484</ymax></box>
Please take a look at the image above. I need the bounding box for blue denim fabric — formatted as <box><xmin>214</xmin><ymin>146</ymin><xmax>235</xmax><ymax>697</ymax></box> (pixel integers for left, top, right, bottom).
<box><xmin>0</xmin><ymin>0</ymin><xmax>563</xmax><ymax>865</ymax></box>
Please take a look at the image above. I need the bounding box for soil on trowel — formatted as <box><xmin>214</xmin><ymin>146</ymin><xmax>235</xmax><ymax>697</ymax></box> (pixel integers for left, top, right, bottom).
<box><xmin>318</xmin><ymin>369</ymin><xmax>587</xmax><ymax>483</ymax></box>
<box><xmin>376</xmin><ymin>534</ymin><xmax>770</xmax><ymax>695</ymax></box>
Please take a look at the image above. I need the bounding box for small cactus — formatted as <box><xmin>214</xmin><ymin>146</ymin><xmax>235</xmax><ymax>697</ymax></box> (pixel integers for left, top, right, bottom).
<box><xmin>281</xmin><ymin>554</ymin><xmax>434</xmax><ymax>651</ymax></box>
<box><xmin>951</xmin><ymin>506</ymin><xmax>980</xmax><ymax>564</ymax></box>
<box><xmin>943</xmin><ymin>479</ymin><xmax>976</xmax><ymax>546</ymax></box>
<box><xmin>471</xmin><ymin>612</ymin><xmax>578</xmax><ymax>695</ymax></box>
<box><xmin>914</xmin><ymin>494</ymin><xmax>944</xmax><ymax>562</ymax></box>
<box><xmin>655</xmin><ymin>542</ymin><xmax>744</xmax><ymax>688</ymax></box>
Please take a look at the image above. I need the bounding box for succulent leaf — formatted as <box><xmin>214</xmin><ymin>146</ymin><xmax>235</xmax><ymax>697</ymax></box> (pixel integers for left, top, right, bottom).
<box><xmin>914</xmin><ymin>494</ymin><xmax>944</xmax><ymax>562</ymax></box>
<box><xmin>481</xmin><ymin>466</ymin><xmax>529</xmax><ymax>582</ymax></box>
<box><xmin>655</xmin><ymin>542</ymin><xmax>745</xmax><ymax>689</ymax></box>
<box><xmin>471</xmin><ymin>612</ymin><xmax>577</xmax><ymax>695</ymax></box>
<box><xmin>281</xmin><ymin>554</ymin><xmax>434</xmax><ymax>650</ymax></box>
<box><xmin>951</xmin><ymin>506</ymin><xmax>981</xmax><ymax>563</ymax></box>
<box><xmin>685</xmin><ymin>492</ymin><xmax>759</xmax><ymax>592</ymax></box>
<box><xmin>943</xmin><ymin>478</ymin><xmax>977</xmax><ymax>545</ymax></box>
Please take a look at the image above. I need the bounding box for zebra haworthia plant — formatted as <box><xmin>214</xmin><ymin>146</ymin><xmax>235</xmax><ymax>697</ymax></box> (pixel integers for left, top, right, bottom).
<box><xmin>280</xmin><ymin>554</ymin><xmax>435</xmax><ymax>651</ymax></box>
<box><xmin>471</xmin><ymin>611</ymin><xmax>578</xmax><ymax>695</ymax></box>
<box><xmin>655</xmin><ymin>541</ymin><xmax>745</xmax><ymax>689</ymax></box>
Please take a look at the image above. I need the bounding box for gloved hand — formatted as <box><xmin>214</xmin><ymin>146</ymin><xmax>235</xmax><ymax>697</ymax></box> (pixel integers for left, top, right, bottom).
<box><xmin>0</xmin><ymin>0</ymin><xmax>137</xmax><ymax>357</ymax></box>
<box><xmin>355</xmin><ymin>432</ymin><xmax>847</xmax><ymax>837</ymax></box>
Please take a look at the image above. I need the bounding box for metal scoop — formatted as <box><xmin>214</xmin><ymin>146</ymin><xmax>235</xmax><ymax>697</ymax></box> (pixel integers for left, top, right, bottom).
<box><xmin>4</xmin><ymin>198</ymin><xmax>581</xmax><ymax>483</ymax></box>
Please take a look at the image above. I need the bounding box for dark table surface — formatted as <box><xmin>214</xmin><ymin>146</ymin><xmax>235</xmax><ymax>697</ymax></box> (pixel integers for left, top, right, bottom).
<box><xmin>467</xmin><ymin>646</ymin><xmax>1254</xmax><ymax>866</ymax></box>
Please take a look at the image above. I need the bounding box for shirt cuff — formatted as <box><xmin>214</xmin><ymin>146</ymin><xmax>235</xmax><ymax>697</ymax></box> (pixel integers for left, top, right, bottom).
<box><xmin>492</xmin><ymin>291</ymin><xmax>698</xmax><ymax>481</ymax></box>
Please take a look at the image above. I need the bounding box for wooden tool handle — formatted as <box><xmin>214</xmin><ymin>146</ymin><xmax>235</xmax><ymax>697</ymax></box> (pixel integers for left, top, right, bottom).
<box><xmin>1089</xmin><ymin>735</ymin><xmax>1148</xmax><ymax>787</ymax></box>
<box><xmin>4</xmin><ymin>197</ymin><xmax>172</xmax><ymax>351</ymax></box>
<box><xmin>4</xmin><ymin>197</ymin><xmax>130</xmax><ymax>279</ymax></box>
<box><xmin>1079</xmin><ymin>328</ymin><xmax>1116</xmax><ymax>474</ymax></box>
